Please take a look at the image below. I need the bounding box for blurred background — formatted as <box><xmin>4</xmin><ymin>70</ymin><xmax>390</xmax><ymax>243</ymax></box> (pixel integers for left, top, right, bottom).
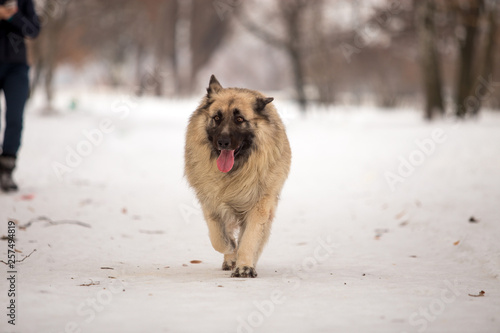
<box><xmin>26</xmin><ymin>0</ymin><xmax>499</xmax><ymax>119</ymax></box>
<box><xmin>2</xmin><ymin>2</ymin><xmax>500</xmax><ymax>332</ymax></box>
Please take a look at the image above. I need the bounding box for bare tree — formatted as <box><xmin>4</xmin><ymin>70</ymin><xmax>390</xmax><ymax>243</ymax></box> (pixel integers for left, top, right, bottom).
<box><xmin>189</xmin><ymin>0</ymin><xmax>231</xmax><ymax>93</ymax></box>
<box><xmin>454</xmin><ymin>0</ymin><xmax>483</xmax><ymax>117</ymax></box>
<box><xmin>471</xmin><ymin>0</ymin><xmax>498</xmax><ymax>115</ymax></box>
<box><xmin>30</xmin><ymin>0</ymin><xmax>70</xmax><ymax>113</ymax></box>
<box><xmin>238</xmin><ymin>0</ymin><xmax>316</xmax><ymax>111</ymax></box>
<box><xmin>281</xmin><ymin>0</ymin><xmax>308</xmax><ymax>110</ymax></box>
<box><xmin>139</xmin><ymin>0</ymin><xmax>178</xmax><ymax>96</ymax></box>
<box><xmin>416</xmin><ymin>0</ymin><xmax>445</xmax><ymax>119</ymax></box>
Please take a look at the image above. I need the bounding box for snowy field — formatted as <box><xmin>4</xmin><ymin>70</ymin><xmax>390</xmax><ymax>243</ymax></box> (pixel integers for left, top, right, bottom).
<box><xmin>1</xmin><ymin>91</ymin><xmax>500</xmax><ymax>333</ymax></box>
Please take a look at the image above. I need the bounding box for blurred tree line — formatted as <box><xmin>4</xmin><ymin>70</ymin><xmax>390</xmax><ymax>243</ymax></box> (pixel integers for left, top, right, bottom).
<box><xmin>30</xmin><ymin>0</ymin><xmax>231</xmax><ymax>109</ymax></box>
<box><xmin>28</xmin><ymin>0</ymin><xmax>499</xmax><ymax>119</ymax></box>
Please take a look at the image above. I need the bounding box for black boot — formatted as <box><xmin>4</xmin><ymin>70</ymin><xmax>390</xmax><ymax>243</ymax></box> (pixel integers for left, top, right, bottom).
<box><xmin>0</xmin><ymin>155</ymin><xmax>18</xmax><ymax>192</ymax></box>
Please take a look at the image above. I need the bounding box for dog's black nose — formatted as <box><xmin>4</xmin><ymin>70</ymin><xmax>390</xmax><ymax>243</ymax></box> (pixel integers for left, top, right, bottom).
<box><xmin>217</xmin><ymin>136</ymin><xmax>231</xmax><ymax>149</ymax></box>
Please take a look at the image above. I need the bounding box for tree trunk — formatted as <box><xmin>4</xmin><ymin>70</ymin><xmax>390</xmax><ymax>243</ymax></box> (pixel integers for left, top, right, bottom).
<box><xmin>175</xmin><ymin>0</ymin><xmax>192</xmax><ymax>96</ymax></box>
<box><xmin>471</xmin><ymin>2</ymin><xmax>497</xmax><ymax>115</ymax></box>
<box><xmin>42</xmin><ymin>22</ymin><xmax>59</xmax><ymax>113</ymax></box>
<box><xmin>239</xmin><ymin>0</ymin><xmax>310</xmax><ymax>111</ymax></box>
<box><xmin>152</xmin><ymin>1</ymin><xmax>168</xmax><ymax>96</ymax></box>
<box><xmin>288</xmin><ymin>46</ymin><xmax>307</xmax><ymax>111</ymax></box>
<box><xmin>189</xmin><ymin>0</ymin><xmax>230</xmax><ymax>94</ymax></box>
<box><xmin>135</xmin><ymin>42</ymin><xmax>146</xmax><ymax>96</ymax></box>
<box><xmin>28</xmin><ymin>43</ymin><xmax>43</xmax><ymax>99</ymax></box>
<box><xmin>282</xmin><ymin>1</ymin><xmax>307</xmax><ymax>111</ymax></box>
<box><xmin>152</xmin><ymin>0</ymin><xmax>178</xmax><ymax>96</ymax></box>
<box><xmin>34</xmin><ymin>0</ymin><xmax>69</xmax><ymax>114</ymax></box>
<box><xmin>416</xmin><ymin>0</ymin><xmax>444</xmax><ymax>120</ymax></box>
<box><xmin>455</xmin><ymin>0</ymin><xmax>482</xmax><ymax>118</ymax></box>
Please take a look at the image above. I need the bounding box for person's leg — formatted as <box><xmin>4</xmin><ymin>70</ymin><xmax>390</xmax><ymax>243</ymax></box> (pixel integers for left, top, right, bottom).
<box><xmin>2</xmin><ymin>64</ymin><xmax>30</xmax><ymax>157</ymax></box>
<box><xmin>0</xmin><ymin>63</ymin><xmax>7</xmax><ymax>139</ymax></box>
<box><xmin>0</xmin><ymin>64</ymin><xmax>30</xmax><ymax>192</ymax></box>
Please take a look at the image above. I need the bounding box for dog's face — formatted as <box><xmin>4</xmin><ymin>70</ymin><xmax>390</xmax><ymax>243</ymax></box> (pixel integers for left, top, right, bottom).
<box><xmin>203</xmin><ymin>75</ymin><xmax>273</xmax><ymax>173</ymax></box>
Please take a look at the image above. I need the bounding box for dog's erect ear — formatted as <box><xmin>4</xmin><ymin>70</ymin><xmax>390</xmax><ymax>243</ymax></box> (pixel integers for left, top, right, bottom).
<box><xmin>255</xmin><ymin>97</ymin><xmax>274</xmax><ymax>113</ymax></box>
<box><xmin>207</xmin><ymin>75</ymin><xmax>223</xmax><ymax>97</ymax></box>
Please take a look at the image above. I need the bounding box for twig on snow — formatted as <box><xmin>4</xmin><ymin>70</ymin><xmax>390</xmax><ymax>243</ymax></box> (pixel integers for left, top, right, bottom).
<box><xmin>19</xmin><ymin>216</ymin><xmax>91</xmax><ymax>230</ymax></box>
<box><xmin>0</xmin><ymin>249</ymin><xmax>37</xmax><ymax>265</ymax></box>
<box><xmin>79</xmin><ymin>279</ymin><xmax>100</xmax><ymax>287</ymax></box>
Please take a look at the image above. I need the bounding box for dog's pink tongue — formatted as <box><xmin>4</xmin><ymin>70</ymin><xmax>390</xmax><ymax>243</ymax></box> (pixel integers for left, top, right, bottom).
<box><xmin>217</xmin><ymin>149</ymin><xmax>235</xmax><ymax>173</ymax></box>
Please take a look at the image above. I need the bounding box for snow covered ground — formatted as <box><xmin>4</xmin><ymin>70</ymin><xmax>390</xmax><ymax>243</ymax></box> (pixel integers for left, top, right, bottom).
<box><xmin>1</xmin><ymin>91</ymin><xmax>499</xmax><ymax>333</ymax></box>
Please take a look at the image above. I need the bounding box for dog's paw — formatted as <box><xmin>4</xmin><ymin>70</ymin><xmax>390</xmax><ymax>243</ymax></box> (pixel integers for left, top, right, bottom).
<box><xmin>222</xmin><ymin>260</ymin><xmax>236</xmax><ymax>271</ymax></box>
<box><xmin>231</xmin><ymin>266</ymin><xmax>257</xmax><ymax>278</ymax></box>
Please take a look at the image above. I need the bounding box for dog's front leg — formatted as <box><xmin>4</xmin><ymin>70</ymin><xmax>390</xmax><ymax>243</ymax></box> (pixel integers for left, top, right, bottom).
<box><xmin>231</xmin><ymin>197</ymin><xmax>274</xmax><ymax>278</ymax></box>
<box><xmin>203</xmin><ymin>212</ymin><xmax>235</xmax><ymax>255</ymax></box>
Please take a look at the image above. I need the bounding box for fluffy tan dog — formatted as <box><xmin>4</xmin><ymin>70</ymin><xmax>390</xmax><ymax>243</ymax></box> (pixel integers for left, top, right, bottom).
<box><xmin>185</xmin><ymin>75</ymin><xmax>291</xmax><ymax>277</ymax></box>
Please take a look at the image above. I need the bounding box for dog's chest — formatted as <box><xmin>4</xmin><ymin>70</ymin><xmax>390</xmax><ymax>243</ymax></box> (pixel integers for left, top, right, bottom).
<box><xmin>211</xmin><ymin>175</ymin><xmax>262</xmax><ymax>214</ymax></box>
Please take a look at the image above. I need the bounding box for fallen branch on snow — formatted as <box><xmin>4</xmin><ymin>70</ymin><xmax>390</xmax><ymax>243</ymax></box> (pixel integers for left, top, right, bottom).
<box><xmin>79</xmin><ymin>279</ymin><xmax>100</xmax><ymax>287</ymax></box>
<box><xmin>0</xmin><ymin>249</ymin><xmax>37</xmax><ymax>265</ymax></box>
<box><xmin>19</xmin><ymin>216</ymin><xmax>91</xmax><ymax>230</ymax></box>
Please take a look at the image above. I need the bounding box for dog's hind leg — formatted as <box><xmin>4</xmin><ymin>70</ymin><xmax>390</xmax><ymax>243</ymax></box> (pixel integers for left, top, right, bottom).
<box><xmin>231</xmin><ymin>196</ymin><xmax>275</xmax><ymax>278</ymax></box>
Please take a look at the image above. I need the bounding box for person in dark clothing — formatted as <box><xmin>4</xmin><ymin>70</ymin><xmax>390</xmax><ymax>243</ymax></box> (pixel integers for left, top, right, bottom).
<box><xmin>0</xmin><ymin>0</ymin><xmax>40</xmax><ymax>192</ymax></box>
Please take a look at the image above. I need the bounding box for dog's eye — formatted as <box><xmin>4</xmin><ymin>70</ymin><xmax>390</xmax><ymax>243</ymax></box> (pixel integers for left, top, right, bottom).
<box><xmin>213</xmin><ymin>115</ymin><xmax>221</xmax><ymax>122</ymax></box>
<box><xmin>236</xmin><ymin>116</ymin><xmax>245</xmax><ymax>123</ymax></box>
